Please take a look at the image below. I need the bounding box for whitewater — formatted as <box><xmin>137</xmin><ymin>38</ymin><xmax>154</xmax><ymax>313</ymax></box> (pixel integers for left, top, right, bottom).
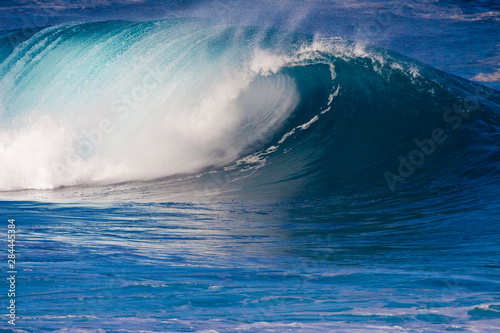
<box><xmin>0</xmin><ymin>1</ymin><xmax>499</xmax><ymax>332</ymax></box>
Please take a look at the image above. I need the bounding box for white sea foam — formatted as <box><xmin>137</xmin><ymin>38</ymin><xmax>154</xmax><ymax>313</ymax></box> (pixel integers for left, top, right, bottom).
<box><xmin>0</xmin><ymin>22</ymin><xmax>300</xmax><ymax>191</ymax></box>
<box><xmin>0</xmin><ymin>21</ymin><xmax>422</xmax><ymax>192</ymax></box>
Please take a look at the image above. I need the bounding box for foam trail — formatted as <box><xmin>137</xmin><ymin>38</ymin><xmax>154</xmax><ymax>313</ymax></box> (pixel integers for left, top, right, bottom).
<box><xmin>1</xmin><ymin>18</ymin><xmax>499</xmax><ymax>197</ymax></box>
<box><xmin>0</xmin><ymin>20</ymin><xmax>299</xmax><ymax>190</ymax></box>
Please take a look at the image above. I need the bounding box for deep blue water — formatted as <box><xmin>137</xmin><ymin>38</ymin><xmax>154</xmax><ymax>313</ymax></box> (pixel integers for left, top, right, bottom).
<box><xmin>0</xmin><ymin>1</ymin><xmax>499</xmax><ymax>332</ymax></box>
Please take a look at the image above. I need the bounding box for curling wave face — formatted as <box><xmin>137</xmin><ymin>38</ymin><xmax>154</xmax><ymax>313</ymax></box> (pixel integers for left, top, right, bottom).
<box><xmin>0</xmin><ymin>18</ymin><xmax>499</xmax><ymax>198</ymax></box>
<box><xmin>0</xmin><ymin>19</ymin><xmax>301</xmax><ymax>190</ymax></box>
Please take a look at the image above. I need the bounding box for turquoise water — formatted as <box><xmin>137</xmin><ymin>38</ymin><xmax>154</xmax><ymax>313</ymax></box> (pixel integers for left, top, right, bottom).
<box><xmin>2</xmin><ymin>196</ymin><xmax>500</xmax><ymax>332</ymax></box>
<box><xmin>1</xmin><ymin>2</ymin><xmax>500</xmax><ymax>332</ymax></box>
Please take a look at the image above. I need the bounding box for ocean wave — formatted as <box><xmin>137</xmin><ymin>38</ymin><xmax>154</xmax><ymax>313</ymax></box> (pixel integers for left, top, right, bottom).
<box><xmin>0</xmin><ymin>18</ymin><xmax>499</xmax><ymax>197</ymax></box>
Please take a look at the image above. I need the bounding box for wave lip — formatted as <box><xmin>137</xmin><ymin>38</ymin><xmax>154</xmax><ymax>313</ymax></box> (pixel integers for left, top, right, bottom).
<box><xmin>0</xmin><ymin>19</ymin><xmax>499</xmax><ymax>197</ymax></box>
<box><xmin>0</xmin><ymin>19</ymin><xmax>301</xmax><ymax>191</ymax></box>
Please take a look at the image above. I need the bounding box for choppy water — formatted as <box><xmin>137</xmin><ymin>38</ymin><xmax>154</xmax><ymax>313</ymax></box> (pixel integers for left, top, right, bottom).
<box><xmin>0</xmin><ymin>1</ymin><xmax>499</xmax><ymax>332</ymax></box>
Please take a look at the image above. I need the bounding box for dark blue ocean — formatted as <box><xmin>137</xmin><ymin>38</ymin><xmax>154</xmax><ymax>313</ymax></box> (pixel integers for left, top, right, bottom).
<box><xmin>0</xmin><ymin>1</ymin><xmax>499</xmax><ymax>332</ymax></box>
